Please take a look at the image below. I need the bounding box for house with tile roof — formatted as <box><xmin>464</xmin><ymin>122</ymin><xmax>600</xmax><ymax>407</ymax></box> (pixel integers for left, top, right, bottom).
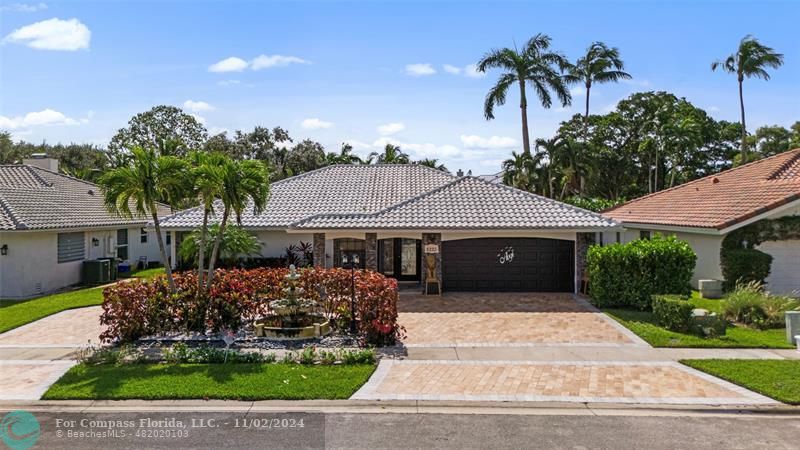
<box><xmin>0</xmin><ymin>157</ymin><xmax>173</xmax><ymax>299</ymax></box>
<box><xmin>604</xmin><ymin>148</ymin><xmax>800</xmax><ymax>295</ymax></box>
<box><xmin>159</xmin><ymin>164</ymin><xmax>619</xmax><ymax>293</ymax></box>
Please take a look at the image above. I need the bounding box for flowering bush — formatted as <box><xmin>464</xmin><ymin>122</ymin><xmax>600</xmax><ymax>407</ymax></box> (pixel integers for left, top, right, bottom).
<box><xmin>100</xmin><ymin>268</ymin><xmax>403</xmax><ymax>346</ymax></box>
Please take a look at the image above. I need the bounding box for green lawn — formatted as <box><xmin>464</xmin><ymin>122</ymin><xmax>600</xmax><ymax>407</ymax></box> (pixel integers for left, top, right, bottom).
<box><xmin>43</xmin><ymin>363</ymin><xmax>376</xmax><ymax>400</ymax></box>
<box><xmin>604</xmin><ymin>308</ymin><xmax>793</xmax><ymax>348</ymax></box>
<box><xmin>0</xmin><ymin>267</ymin><xmax>165</xmax><ymax>334</ymax></box>
<box><xmin>687</xmin><ymin>290</ymin><xmax>724</xmax><ymax>313</ymax></box>
<box><xmin>681</xmin><ymin>359</ymin><xmax>800</xmax><ymax>404</ymax></box>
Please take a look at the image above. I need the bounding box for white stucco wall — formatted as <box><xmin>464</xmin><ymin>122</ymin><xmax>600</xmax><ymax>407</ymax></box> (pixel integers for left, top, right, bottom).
<box><xmin>0</xmin><ymin>227</ymin><xmax>172</xmax><ymax>299</ymax></box>
<box><xmin>756</xmin><ymin>203</ymin><xmax>800</xmax><ymax>296</ymax></box>
<box><xmin>254</xmin><ymin>231</ymin><xmax>313</xmax><ymax>258</ymax></box>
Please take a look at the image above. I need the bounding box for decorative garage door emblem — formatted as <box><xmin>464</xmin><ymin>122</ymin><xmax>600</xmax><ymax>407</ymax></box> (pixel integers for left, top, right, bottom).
<box><xmin>497</xmin><ymin>246</ymin><xmax>514</xmax><ymax>264</ymax></box>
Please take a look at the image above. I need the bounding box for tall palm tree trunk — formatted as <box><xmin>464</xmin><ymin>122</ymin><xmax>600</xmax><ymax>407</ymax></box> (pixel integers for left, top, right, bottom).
<box><xmin>519</xmin><ymin>80</ymin><xmax>531</xmax><ymax>156</ymax></box>
<box><xmin>197</xmin><ymin>208</ymin><xmax>209</xmax><ymax>291</ymax></box>
<box><xmin>738</xmin><ymin>77</ymin><xmax>748</xmax><ymax>163</ymax></box>
<box><xmin>205</xmin><ymin>207</ymin><xmax>230</xmax><ymax>291</ymax></box>
<box><xmin>584</xmin><ymin>83</ymin><xmax>591</xmax><ymax>133</ymax></box>
<box><xmin>151</xmin><ymin>211</ymin><xmax>176</xmax><ymax>293</ymax></box>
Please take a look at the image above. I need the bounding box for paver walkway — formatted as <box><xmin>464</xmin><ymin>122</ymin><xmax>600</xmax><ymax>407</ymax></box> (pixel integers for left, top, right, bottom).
<box><xmin>352</xmin><ymin>360</ymin><xmax>776</xmax><ymax>405</ymax></box>
<box><xmin>0</xmin><ymin>306</ymin><xmax>103</xmax><ymax>348</ymax></box>
<box><xmin>399</xmin><ymin>293</ymin><xmax>647</xmax><ymax>347</ymax></box>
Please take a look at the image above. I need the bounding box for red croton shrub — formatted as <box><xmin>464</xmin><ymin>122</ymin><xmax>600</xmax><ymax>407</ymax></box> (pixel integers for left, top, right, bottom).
<box><xmin>100</xmin><ymin>268</ymin><xmax>404</xmax><ymax>346</ymax></box>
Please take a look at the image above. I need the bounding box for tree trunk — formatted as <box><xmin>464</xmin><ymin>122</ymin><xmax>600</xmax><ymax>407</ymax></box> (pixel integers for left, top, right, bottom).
<box><xmin>584</xmin><ymin>82</ymin><xmax>591</xmax><ymax>135</ymax></box>
<box><xmin>151</xmin><ymin>210</ymin><xmax>176</xmax><ymax>293</ymax></box>
<box><xmin>738</xmin><ymin>77</ymin><xmax>747</xmax><ymax>164</ymax></box>
<box><xmin>519</xmin><ymin>80</ymin><xmax>531</xmax><ymax>156</ymax></box>
<box><xmin>197</xmin><ymin>207</ymin><xmax>209</xmax><ymax>292</ymax></box>
<box><xmin>205</xmin><ymin>207</ymin><xmax>230</xmax><ymax>291</ymax></box>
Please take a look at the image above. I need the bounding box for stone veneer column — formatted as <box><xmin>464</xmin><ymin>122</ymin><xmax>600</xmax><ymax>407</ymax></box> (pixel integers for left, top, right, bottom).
<box><xmin>313</xmin><ymin>233</ymin><xmax>326</xmax><ymax>268</ymax></box>
<box><xmin>422</xmin><ymin>233</ymin><xmax>442</xmax><ymax>294</ymax></box>
<box><xmin>365</xmin><ymin>233</ymin><xmax>377</xmax><ymax>271</ymax></box>
<box><xmin>575</xmin><ymin>232</ymin><xmax>596</xmax><ymax>293</ymax></box>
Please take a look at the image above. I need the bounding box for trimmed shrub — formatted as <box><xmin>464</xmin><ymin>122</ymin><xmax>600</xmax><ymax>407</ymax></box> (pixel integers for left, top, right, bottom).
<box><xmin>100</xmin><ymin>268</ymin><xmax>404</xmax><ymax>346</ymax></box>
<box><xmin>720</xmin><ymin>248</ymin><xmax>773</xmax><ymax>291</ymax></box>
<box><xmin>652</xmin><ymin>295</ymin><xmax>693</xmax><ymax>332</ymax></box>
<box><xmin>587</xmin><ymin>235</ymin><xmax>696</xmax><ymax>310</ymax></box>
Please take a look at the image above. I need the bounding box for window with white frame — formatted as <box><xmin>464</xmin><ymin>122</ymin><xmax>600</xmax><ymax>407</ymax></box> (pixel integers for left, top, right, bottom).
<box><xmin>140</xmin><ymin>227</ymin><xmax>148</xmax><ymax>243</ymax></box>
<box><xmin>57</xmin><ymin>232</ymin><xmax>85</xmax><ymax>263</ymax></box>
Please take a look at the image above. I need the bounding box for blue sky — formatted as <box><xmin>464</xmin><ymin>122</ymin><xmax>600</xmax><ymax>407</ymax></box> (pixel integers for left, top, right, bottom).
<box><xmin>1</xmin><ymin>0</ymin><xmax>798</xmax><ymax>174</ymax></box>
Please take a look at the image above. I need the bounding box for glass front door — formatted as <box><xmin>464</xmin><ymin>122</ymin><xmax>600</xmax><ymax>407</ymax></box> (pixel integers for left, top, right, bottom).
<box><xmin>379</xmin><ymin>238</ymin><xmax>420</xmax><ymax>281</ymax></box>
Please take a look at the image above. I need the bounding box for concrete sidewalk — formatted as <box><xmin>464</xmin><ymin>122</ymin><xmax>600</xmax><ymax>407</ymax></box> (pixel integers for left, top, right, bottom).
<box><xmin>405</xmin><ymin>346</ymin><xmax>800</xmax><ymax>361</ymax></box>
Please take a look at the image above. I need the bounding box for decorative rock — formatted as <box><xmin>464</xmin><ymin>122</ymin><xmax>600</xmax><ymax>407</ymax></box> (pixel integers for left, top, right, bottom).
<box><xmin>692</xmin><ymin>308</ymin><xmax>709</xmax><ymax>317</ymax></box>
<box><xmin>698</xmin><ymin>279</ymin><xmax>724</xmax><ymax>299</ymax></box>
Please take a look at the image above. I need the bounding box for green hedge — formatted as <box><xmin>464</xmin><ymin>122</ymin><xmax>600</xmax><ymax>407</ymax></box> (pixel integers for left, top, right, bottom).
<box><xmin>587</xmin><ymin>235</ymin><xmax>696</xmax><ymax>310</ymax></box>
<box><xmin>720</xmin><ymin>248</ymin><xmax>773</xmax><ymax>291</ymax></box>
<box><xmin>652</xmin><ymin>295</ymin><xmax>693</xmax><ymax>332</ymax></box>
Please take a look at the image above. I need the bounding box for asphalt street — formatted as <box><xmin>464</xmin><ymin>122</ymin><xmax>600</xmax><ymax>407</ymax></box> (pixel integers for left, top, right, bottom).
<box><xmin>17</xmin><ymin>411</ymin><xmax>800</xmax><ymax>449</ymax></box>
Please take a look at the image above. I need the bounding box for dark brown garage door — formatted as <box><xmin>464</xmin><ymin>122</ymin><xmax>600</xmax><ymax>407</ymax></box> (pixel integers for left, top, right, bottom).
<box><xmin>442</xmin><ymin>238</ymin><xmax>574</xmax><ymax>292</ymax></box>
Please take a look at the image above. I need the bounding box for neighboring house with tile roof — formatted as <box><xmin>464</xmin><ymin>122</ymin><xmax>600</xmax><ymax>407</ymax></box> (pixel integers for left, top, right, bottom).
<box><xmin>603</xmin><ymin>148</ymin><xmax>800</xmax><ymax>295</ymax></box>
<box><xmin>159</xmin><ymin>164</ymin><xmax>619</xmax><ymax>293</ymax></box>
<box><xmin>0</xmin><ymin>158</ymin><xmax>173</xmax><ymax>299</ymax></box>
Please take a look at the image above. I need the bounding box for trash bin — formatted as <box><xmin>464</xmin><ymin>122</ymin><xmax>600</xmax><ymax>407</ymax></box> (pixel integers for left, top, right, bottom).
<box><xmin>98</xmin><ymin>257</ymin><xmax>119</xmax><ymax>281</ymax></box>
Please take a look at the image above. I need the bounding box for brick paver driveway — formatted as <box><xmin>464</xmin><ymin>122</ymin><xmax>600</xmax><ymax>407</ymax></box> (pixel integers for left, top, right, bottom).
<box><xmin>399</xmin><ymin>292</ymin><xmax>645</xmax><ymax>347</ymax></box>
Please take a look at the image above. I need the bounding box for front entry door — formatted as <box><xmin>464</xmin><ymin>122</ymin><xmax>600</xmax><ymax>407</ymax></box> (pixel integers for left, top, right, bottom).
<box><xmin>379</xmin><ymin>238</ymin><xmax>421</xmax><ymax>281</ymax></box>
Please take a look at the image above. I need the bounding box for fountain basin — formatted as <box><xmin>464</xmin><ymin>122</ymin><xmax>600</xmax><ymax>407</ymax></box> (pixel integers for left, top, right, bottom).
<box><xmin>253</xmin><ymin>315</ymin><xmax>332</xmax><ymax>339</ymax></box>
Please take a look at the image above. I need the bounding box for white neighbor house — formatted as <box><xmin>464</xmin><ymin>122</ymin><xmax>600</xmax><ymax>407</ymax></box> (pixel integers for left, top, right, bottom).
<box><xmin>603</xmin><ymin>149</ymin><xmax>800</xmax><ymax>296</ymax></box>
<box><xmin>0</xmin><ymin>158</ymin><xmax>172</xmax><ymax>299</ymax></box>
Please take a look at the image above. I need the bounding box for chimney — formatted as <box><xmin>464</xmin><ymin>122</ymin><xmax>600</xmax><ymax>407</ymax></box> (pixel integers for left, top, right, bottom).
<box><xmin>23</xmin><ymin>154</ymin><xmax>59</xmax><ymax>172</ymax></box>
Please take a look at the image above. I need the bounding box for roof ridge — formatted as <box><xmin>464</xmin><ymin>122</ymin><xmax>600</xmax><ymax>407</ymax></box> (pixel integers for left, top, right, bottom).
<box><xmin>289</xmin><ymin>177</ymin><xmax>467</xmax><ymax>227</ymax></box>
<box><xmin>466</xmin><ymin>175</ymin><xmax>618</xmax><ymax>225</ymax></box>
<box><xmin>604</xmin><ymin>148</ymin><xmax>800</xmax><ymax>213</ymax></box>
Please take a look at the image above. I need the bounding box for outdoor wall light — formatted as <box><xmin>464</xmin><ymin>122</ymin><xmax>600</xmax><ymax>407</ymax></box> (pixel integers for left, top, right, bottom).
<box><xmin>0</xmin><ymin>244</ymin><xmax>7</xmax><ymax>256</ymax></box>
<box><xmin>92</xmin><ymin>238</ymin><xmax>100</xmax><ymax>247</ymax></box>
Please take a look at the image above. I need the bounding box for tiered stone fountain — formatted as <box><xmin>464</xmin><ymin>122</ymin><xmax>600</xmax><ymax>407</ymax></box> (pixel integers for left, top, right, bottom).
<box><xmin>253</xmin><ymin>265</ymin><xmax>331</xmax><ymax>339</ymax></box>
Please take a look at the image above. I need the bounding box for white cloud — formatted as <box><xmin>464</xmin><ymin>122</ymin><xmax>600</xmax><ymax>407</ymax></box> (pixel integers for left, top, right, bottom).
<box><xmin>0</xmin><ymin>108</ymin><xmax>87</xmax><ymax>129</ymax></box>
<box><xmin>250</xmin><ymin>54</ymin><xmax>309</xmax><ymax>70</ymax></box>
<box><xmin>621</xmin><ymin>79</ymin><xmax>651</xmax><ymax>87</ymax></box>
<box><xmin>443</xmin><ymin>64</ymin><xmax>462</xmax><ymax>75</ymax></box>
<box><xmin>3</xmin><ymin>17</ymin><xmax>90</xmax><ymax>51</ymax></box>
<box><xmin>301</xmin><ymin>118</ymin><xmax>334</xmax><ymax>129</ymax></box>
<box><xmin>344</xmin><ymin>140</ymin><xmax>374</xmax><ymax>151</ymax></box>
<box><xmin>707</xmin><ymin>106</ymin><xmax>721</xmax><ymax>112</ymax></box>
<box><xmin>190</xmin><ymin>114</ymin><xmax>206</xmax><ymax>125</ymax></box>
<box><xmin>217</xmin><ymin>79</ymin><xmax>240</xmax><ymax>86</ymax></box>
<box><xmin>372</xmin><ymin>137</ymin><xmax>462</xmax><ymax>159</ymax></box>
<box><xmin>377</xmin><ymin>122</ymin><xmax>405</xmax><ymax>136</ymax></box>
<box><xmin>208</xmin><ymin>126</ymin><xmax>229</xmax><ymax>136</ymax></box>
<box><xmin>463</xmin><ymin>64</ymin><xmax>486</xmax><ymax>79</ymax></box>
<box><xmin>208</xmin><ymin>56</ymin><xmax>249</xmax><ymax>73</ymax></box>
<box><xmin>569</xmin><ymin>86</ymin><xmax>585</xmax><ymax>97</ymax></box>
<box><xmin>183</xmin><ymin>100</ymin><xmax>215</xmax><ymax>112</ymax></box>
<box><xmin>405</xmin><ymin>63</ymin><xmax>436</xmax><ymax>76</ymax></box>
<box><xmin>460</xmin><ymin>134</ymin><xmax>517</xmax><ymax>149</ymax></box>
<box><xmin>0</xmin><ymin>2</ymin><xmax>48</xmax><ymax>12</ymax></box>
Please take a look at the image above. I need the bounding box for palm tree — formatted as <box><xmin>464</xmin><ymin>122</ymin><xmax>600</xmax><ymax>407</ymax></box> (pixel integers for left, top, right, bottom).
<box><xmin>326</xmin><ymin>143</ymin><xmax>363</xmax><ymax>165</ymax></box>
<box><xmin>368</xmin><ymin>144</ymin><xmax>410</xmax><ymax>164</ymax></box>
<box><xmin>416</xmin><ymin>158</ymin><xmax>448</xmax><ymax>172</ymax></box>
<box><xmin>564</xmin><ymin>42</ymin><xmax>631</xmax><ymax>130</ymax></box>
<box><xmin>98</xmin><ymin>146</ymin><xmax>190</xmax><ymax>292</ymax></box>
<box><xmin>477</xmin><ymin>34</ymin><xmax>571</xmax><ymax>156</ymax></box>
<box><xmin>205</xmin><ymin>159</ymin><xmax>270</xmax><ymax>290</ymax></box>
<box><xmin>501</xmin><ymin>151</ymin><xmax>542</xmax><ymax>191</ymax></box>
<box><xmin>534</xmin><ymin>136</ymin><xmax>566</xmax><ymax>198</ymax></box>
<box><xmin>712</xmin><ymin>35</ymin><xmax>784</xmax><ymax>164</ymax></box>
<box><xmin>187</xmin><ymin>151</ymin><xmax>226</xmax><ymax>292</ymax></box>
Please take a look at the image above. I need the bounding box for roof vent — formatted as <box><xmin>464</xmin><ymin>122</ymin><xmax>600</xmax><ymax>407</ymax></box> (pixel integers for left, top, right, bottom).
<box><xmin>456</xmin><ymin>169</ymin><xmax>464</xmax><ymax>177</ymax></box>
<box><xmin>712</xmin><ymin>177</ymin><xmax>720</xmax><ymax>184</ymax></box>
<box><xmin>88</xmin><ymin>189</ymin><xmax>94</xmax><ymax>195</ymax></box>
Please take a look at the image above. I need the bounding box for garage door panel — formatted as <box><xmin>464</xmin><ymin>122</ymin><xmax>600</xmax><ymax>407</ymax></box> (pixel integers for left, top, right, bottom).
<box><xmin>442</xmin><ymin>238</ymin><xmax>574</xmax><ymax>292</ymax></box>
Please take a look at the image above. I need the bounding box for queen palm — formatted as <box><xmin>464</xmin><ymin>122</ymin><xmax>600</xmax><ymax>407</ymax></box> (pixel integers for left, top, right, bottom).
<box><xmin>712</xmin><ymin>35</ymin><xmax>784</xmax><ymax>163</ymax></box>
<box><xmin>416</xmin><ymin>158</ymin><xmax>448</xmax><ymax>172</ymax></box>
<box><xmin>501</xmin><ymin>151</ymin><xmax>542</xmax><ymax>191</ymax></box>
<box><xmin>368</xmin><ymin>144</ymin><xmax>410</xmax><ymax>164</ymax></box>
<box><xmin>564</xmin><ymin>42</ymin><xmax>631</xmax><ymax>130</ymax></box>
<box><xmin>326</xmin><ymin>143</ymin><xmax>363</xmax><ymax>165</ymax></box>
<box><xmin>99</xmin><ymin>146</ymin><xmax>190</xmax><ymax>292</ymax></box>
<box><xmin>205</xmin><ymin>158</ymin><xmax>270</xmax><ymax>289</ymax></box>
<box><xmin>187</xmin><ymin>151</ymin><xmax>226</xmax><ymax>292</ymax></box>
<box><xmin>477</xmin><ymin>34</ymin><xmax>571</xmax><ymax>156</ymax></box>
